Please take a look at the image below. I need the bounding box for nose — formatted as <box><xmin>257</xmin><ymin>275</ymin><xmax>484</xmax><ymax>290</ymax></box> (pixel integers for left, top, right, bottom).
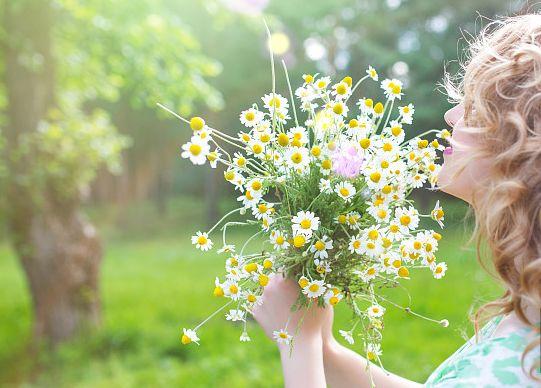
<box><xmin>444</xmin><ymin>103</ymin><xmax>463</xmax><ymax>128</ymax></box>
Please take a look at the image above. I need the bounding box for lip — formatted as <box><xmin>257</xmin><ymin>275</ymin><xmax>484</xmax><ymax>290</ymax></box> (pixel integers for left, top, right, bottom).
<box><xmin>443</xmin><ymin>146</ymin><xmax>453</xmax><ymax>155</ymax></box>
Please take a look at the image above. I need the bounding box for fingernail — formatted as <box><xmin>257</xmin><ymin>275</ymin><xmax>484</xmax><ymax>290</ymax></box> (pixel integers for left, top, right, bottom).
<box><xmin>443</xmin><ymin>146</ymin><xmax>453</xmax><ymax>155</ymax></box>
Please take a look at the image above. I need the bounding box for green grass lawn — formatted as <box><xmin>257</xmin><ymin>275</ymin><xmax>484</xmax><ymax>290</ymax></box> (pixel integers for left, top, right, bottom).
<box><xmin>0</xmin><ymin>198</ymin><xmax>502</xmax><ymax>387</ymax></box>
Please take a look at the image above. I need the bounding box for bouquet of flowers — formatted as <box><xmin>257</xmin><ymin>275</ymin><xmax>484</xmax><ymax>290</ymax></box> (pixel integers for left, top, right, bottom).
<box><xmin>160</xmin><ymin>25</ymin><xmax>450</xmax><ymax>366</ymax></box>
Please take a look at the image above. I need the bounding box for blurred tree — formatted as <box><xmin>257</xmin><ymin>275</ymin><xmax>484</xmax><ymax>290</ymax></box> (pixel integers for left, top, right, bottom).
<box><xmin>0</xmin><ymin>0</ymin><xmax>221</xmax><ymax>344</ymax></box>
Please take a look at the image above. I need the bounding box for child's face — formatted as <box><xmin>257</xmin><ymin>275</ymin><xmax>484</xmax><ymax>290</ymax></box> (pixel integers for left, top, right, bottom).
<box><xmin>437</xmin><ymin>103</ymin><xmax>492</xmax><ymax>203</ymax></box>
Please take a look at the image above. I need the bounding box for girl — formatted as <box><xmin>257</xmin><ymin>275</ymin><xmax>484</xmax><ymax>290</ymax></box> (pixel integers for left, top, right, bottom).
<box><xmin>253</xmin><ymin>13</ymin><xmax>541</xmax><ymax>387</ymax></box>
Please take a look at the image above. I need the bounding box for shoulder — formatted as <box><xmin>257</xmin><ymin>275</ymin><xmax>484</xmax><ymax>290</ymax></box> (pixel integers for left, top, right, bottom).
<box><xmin>425</xmin><ymin>319</ymin><xmax>540</xmax><ymax>387</ymax></box>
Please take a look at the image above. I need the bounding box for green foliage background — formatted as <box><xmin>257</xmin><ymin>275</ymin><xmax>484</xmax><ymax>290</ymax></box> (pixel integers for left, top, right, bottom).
<box><xmin>0</xmin><ymin>0</ymin><xmax>528</xmax><ymax>386</ymax></box>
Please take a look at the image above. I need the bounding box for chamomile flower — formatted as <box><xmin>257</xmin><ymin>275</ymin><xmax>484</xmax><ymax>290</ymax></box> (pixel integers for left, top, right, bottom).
<box><xmin>206</xmin><ymin>149</ymin><xmax>221</xmax><ymax>168</ymax></box>
<box><xmin>349</xmin><ymin>234</ymin><xmax>363</xmax><ymax>254</ymax></box>
<box><xmin>319</xmin><ymin>178</ymin><xmax>332</xmax><ymax>193</ymax></box>
<box><xmin>332</xmin><ymin>81</ymin><xmax>351</xmax><ymax>100</ymax></box>
<box><xmin>398</xmin><ymin>103</ymin><xmax>415</xmax><ymax>124</ymax></box>
<box><xmin>181</xmin><ymin>137</ymin><xmax>210</xmax><ymax>165</ymax></box>
<box><xmin>181</xmin><ymin>328</ymin><xmax>199</xmax><ymax>345</ymax></box>
<box><xmin>324</xmin><ymin>287</ymin><xmax>343</xmax><ymax>306</ymax></box>
<box><xmin>237</xmin><ymin>189</ymin><xmax>262</xmax><ymax>208</ymax></box>
<box><xmin>285</xmin><ymin>146</ymin><xmax>310</xmax><ymax>172</ymax></box>
<box><xmin>225</xmin><ymin>309</ymin><xmax>245</xmax><ymax>322</ymax></box>
<box><xmin>191</xmin><ymin>232</ymin><xmax>213</xmax><ymax>251</ymax></box>
<box><xmin>314</xmin><ymin>76</ymin><xmax>331</xmax><ymax>91</ymax></box>
<box><xmin>292</xmin><ymin>210</ymin><xmax>320</xmax><ymax>237</ymax></box>
<box><xmin>367</xmin><ymin>304</ymin><xmax>386</xmax><ymax>318</ymax></box>
<box><xmin>239</xmin><ymin>108</ymin><xmax>264</xmax><ymax>128</ymax></box>
<box><xmin>366</xmin><ymin>343</ymin><xmax>382</xmax><ymax>361</ymax></box>
<box><xmin>217</xmin><ymin>244</ymin><xmax>235</xmax><ymax>254</ymax></box>
<box><xmin>367</xmin><ymin>65</ymin><xmax>379</xmax><ymax>81</ymax></box>
<box><xmin>252</xmin><ymin>202</ymin><xmax>273</xmax><ymax>220</ymax></box>
<box><xmin>240</xmin><ymin>331</ymin><xmax>251</xmax><ymax>342</ymax></box>
<box><xmin>288</xmin><ymin>126</ymin><xmax>309</xmax><ymax>146</ymax></box>
<box><xmin>335</xmin><ymin>181</ymin><xmax>356</xmax><ymax>202</ymax></box>
<box><xmin>381</xmin><ymin>78</ymin><xmax>403</xmax><ymax>100</ymax></box>
<box><xmin>302</xmin><ymin>279</ymin><xmax>326</xmax><ymax>298</ymax></box>
<box><xmin>339</xmin><ymin>330</ymin><xmax>355</xmax><ymax>345</ymax></box>
<box><xmin>331</xmin><ymin>101</ymin><xmax>349</xmax><ymax>117</ymax></box>
<box><xmin>431</xmin><ymin>200</ymin><xmax>445</xmax><ymax>228</ymax></box>
<box><xmin>270</xmin><ymin>230</ymin><xmax>290</xmax><ymax>250</ymax></box>
<box><xmin>273</xmin><ymin>329</ymin><xmax>292</xmax><ymax>345</ymax></box>
<box><xmin>310</xmin><ymin>236</ymin><xmax>333</xmax><ymax>259</ymax></box>
<box><xmin>394</xmin><ymin>207</ymin><xmax>420</xmax><ymax>234</ymax></box>
<box><xmin>262</xmin><ymin>93</ymin><xmax>288</xmax><ymax>115</ymax></box>
<box><xmin>357</xmin><ymin>97</ymin><xmax>375</xmax><ymax>115</ymax></box>
<box><xmin>432</xmin><ymin>262</ymin><xmax>447</xmax><ymax>279</ymax></box>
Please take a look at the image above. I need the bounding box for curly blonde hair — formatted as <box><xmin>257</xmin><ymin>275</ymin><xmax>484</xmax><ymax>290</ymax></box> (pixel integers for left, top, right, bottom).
<box><xmin>443</xmin><ymin>13</ymin><xmax>541</xmax><ymax>379</ymax></box>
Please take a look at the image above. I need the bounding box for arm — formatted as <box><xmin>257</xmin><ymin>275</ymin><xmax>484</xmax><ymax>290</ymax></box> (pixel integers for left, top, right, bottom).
<box><xmin>252</xmin><ymin>275</ymin><xmax>328</xmax><ymax>388</ymax></box>
<box><xmin>321</xmin><ymin>308</ymin><xmax>422</xmax><ymax>388</ymax></box>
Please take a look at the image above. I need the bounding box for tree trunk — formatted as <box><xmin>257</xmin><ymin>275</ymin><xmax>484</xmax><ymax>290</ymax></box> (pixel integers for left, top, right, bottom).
<box><xmin>19</xmin><ymin>201</ymin><xmax>102</xmax><ymax>343</ymax></box>
<box><xmin>2</xmin><ymin>0</ymin><xmax>102</xmax><ymax>345</ymax></box>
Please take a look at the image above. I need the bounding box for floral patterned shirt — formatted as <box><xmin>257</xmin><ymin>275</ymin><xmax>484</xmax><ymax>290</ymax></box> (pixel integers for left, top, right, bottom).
<box><xmin>425</xmin><ymin>315</ymin><xmax>540</xmax><ymax>387</ymax></box>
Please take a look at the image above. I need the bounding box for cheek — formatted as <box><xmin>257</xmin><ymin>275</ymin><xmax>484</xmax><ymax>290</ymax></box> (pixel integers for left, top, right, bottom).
<box><xmin>438</xmin><ymin>149</ymin><xmax>492</xmax><ymax>201</ymax></box>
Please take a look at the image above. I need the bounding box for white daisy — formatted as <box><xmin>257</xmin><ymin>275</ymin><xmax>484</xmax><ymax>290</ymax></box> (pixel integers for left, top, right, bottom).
<box><xmin>270</xmin><ymin>230</ymin><xmax>290</xmax><ymax>250</ymax></box>
<box><xmin>225</xmin><ymin>309</ymin><xmax>245</xmax><ymax>322</ymax></box>
<box><xmin>366</xmin><ymin>65</ymin><xmax>379</xmax><ymax>81</ymax></box>
<box><xmin>181</xmin><ymin>328</ymin><xmax>199</xmax><ymax>345</ymax></box>
<box><xmin>339</xmin><ymin>329</ymin><xmax>354</xmax><ymax>345</ymax></box>
<box><xmin>433</xmin><ymin>262</ymin><xmax>447</xmax><ymax>279</ymax></box>
<box><xmin>262</xmin><ymin>93</ymin><xmax>289</xmax><ymax>114</ymax></box>
<box><xmin>292</xmin><ymin>210</ymin><xmax>320</xmax><ymax>237</ymax></box>
<box><xmin>285</xmin><ymin>146</ymin><xmax>310</xmax><ymax>172</ymax></box>
<box><xmin>191</xmin><ymin>231</ymin><xmax>213</xmax><ymax>251</ymax></box>
<box><xmin>319</xmin><ymin>178</ymin><xmax>332</xmax><ymax>193</ymax></box>
<box><xmin>239</xmin><ymin>108</ymin><xmax>264</xmax><ymax>128</ymax></box>
<box><xmin>398</xmin><ymin>103</ymin><xmax>414</xmax><ymax>124</ymax></box>
<box><xmin>394</xmin><ymin>207</ymin><xmax>420</xmax><ymax>234</ymax></box>
<box><xmin>309</xmin><ymin>236</ymin><xmax>333</xmax><ymax>259</ymax></box>
<box><xmin>381</xmin><ymin>78</ymin><xmax>403</xmax><ymax>100</ymax></box>
<box><xmin>335</xmin><ymin>182</ymin><xmax>356</xmax><ymax>202</ymax></box>
<box><xmin>181</xmin><ymin>136</ymin><xmax>210</xmax><ymax>165</ymax></box>
<box><xmin>348</xmin><ymin>234</ymin><xmax>363</xmax><ymax>254</ymax></box>
<box><xmin>240</xmin><ymin>331</ymin><xmax>251</xmax><ymax>342</ymax></box>
<box><xmin>367</xmin><ymin>304</ymin><xmax>386</xmax><ymax>318</ymax></box>
<box><xmin>273</xmin><ymin>329</ymin><xmax>292</xmax><ymax>345</ymax></box>
<box><xmin>431</xmin><ymin>200</ymin><xmax>445</xmax><ymax>229</ymax></box>
<box><xmin>206</xmin><ymin>149</ymin><xmax>221</xmax><ymax>168</ymax></box>
<box><xmin>302</xmin><ymin>279</ymin><xmax>326</xmax><ymax>298</ymax></box>
<box><xmin>366</xmin><ymin>343</ymin><xmax>382</xmax><ymax>361</ymax></box>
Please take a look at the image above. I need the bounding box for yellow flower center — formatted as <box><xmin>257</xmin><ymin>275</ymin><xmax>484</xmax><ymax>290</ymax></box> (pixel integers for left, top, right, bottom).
<box><xmin>435</xmin><ymin>266</ymin><xmax>443</xmax><ymax>274</ymax></box>
<box><xmin>336</xmin><ymin>83</ymin><xmax>348</xmax><ymax>95</ymax></box>
<box><xmin>245</xmin><ymin>263</ymin><xmax>258</xmax><ymax>273</ymax></box>
<box><xmin>279</xmin><ymin>332</ymin><xmax>288</xmax><ymax>339</ymax></box>
<box><xmin>390</xmin><ymin>83</ymin><xmax>401</xmax><ymax>94</ymax></box>
<box><xmin>349</xmin><ymin>118</ymin><xmax>359</xmax><ymax>128</ymax></box>
<box><xmin>329</xmin><ymin>296</ymin><xmax>339</xmax><ymax>305</ymax></box>
<box><xmin>391</xmin><ymin>126</ymin><xmax>402</xmax><ymax>136</ymax></box>
<box><xmin>390</xmin><ymin>224</ymin><xmax>399</xmax><ymax>233</ymax></box>
<box><xmin>315</xmin><ymin>240</ymin><xmax>326</xmax><ymax>251</ymax></box>
<box><xmin>367</xmin><ymin>267</ymin><xmax>376</xmax><ymax>275</ymax></box>
<box><xmin>339</xmin><ymin>187</ymin><xmax>350</xmax><ymax>197</ymax></box>
<box><xmin>181</xmin><ymin>334</ymin><xmax>191</xmax><ymax>345</ymax></box>
<box><xmin>258</xmin><ymin>274</ymin><xmax>269</xmax><ymax>287</ymax></box>
<box><xmin>359</xmin><ymin>138</ymin><xmax>371</xmax><ymax>149</ymax></box>
<box><xmin>353</xmin><ymin>240</ymin><xmax>361</xmax><ymax>249</ymax></box>
<box><xmin>382</xmin><ymin>143</ymin><xmax>393</xmax><ymax>152</ymax></box>
<box><xmin>322</xmin><ymin>159</ymin><xmax>332</xmax><ymax>169</ymax></box>
<box><xmin>309</xmin><ymin>283</ymin><xmax>320</xmax><ymax>292</ymax></box>
<box><xmin>300</xmin><ymin>219</ymin><xmax>312</xmax><ymax>229</ymax></box>
<box><xmin>251</xmin><ymin>181</ymin><xmax>262</xmax><ymax>191</ymax></box>
<box><xmin>370</xmin><ymin>172</ymin><xmax>381</xmax><ymax>183</ymax></box>
<box><xmin>368</xmin><ymin>230</ymin><xmax>379</xmax><ymax>240</ymax></box>
<box><xmin>197</xmin><ymin>235</ymin><xmax>207</xmax><ymax>245</ymax></box>
<box><xmin>398</xmin><ymin>266</ymin><xmax>409</xmax><ymax>277</ymax></box>
<box><xmin>241</xmin><ymin>133</ymin><xmax>251</xmax><ymax>142</ymax></box>
<box><xmin>333</xmin><ymin>103</ymin><xmax>344</xmax><ymax>115</ymax></box>
<box><xmin>260</xmin><ymin>133</ymin><xmax>271</xmax><ymax>143</ymax></box>
<box><xmin>258</xmin><ymin>204</ymin><xmax>268</xmax><ymax>213</ymax></box>
<box><xmin>367</xmin><ymin>242</ymin><xmax>375</xmax><ymax>249</ymax></box>
<box><xmin>400</xmin><ymin>215</ymin><xmax>411</xmax><ymax>226</ymax></box>
<box><xmin>275</xmin><ymin>235</ymin><xmax>285</xmax><ymax>245</ymax></box>
<box><xmin>381</xmin><ymin>160</ymin><xmax>389</xmax><ymax>169</ymax></box>
<box><xmin>229</xmin><ymin>284</ymin><xmax>238</xmax><ymax>294</ymax></box>
<box><xmin>304</xmin><ymin>74</ymin><xmax>314</xmax><ymax>84</ymax></box>
<box><xmin>269</xmin><ymin>96</ymin><xmax>281</xmax><ymax>108</ymax></box>
<box><xmin>433</xmin><ymin>232</ymin><xmax>442</xmax><ymax>240</ymax></box>
<box><xmin>311</xmin><ymin>146</ymin><xmax>321</xmax><ymax>157</ymax></box>
<box><xmin>291</xmin><ymin>152</ymin><xmax>303</xmax><ymax>164</ymax></box>
<box><xmin>213</xmin><ymin>286</ymin><xmax>224</xmax><ymax>297</ymax></box>
<box><xmin>189</xmin><ymin>144</ymin><xmax>202</xmax><ymax>156</ymax></box>
<box><xmin>293</xmin><ymin>235</ymin><xmax>306</xmax><ymax>248</ymax></box>
<box><xmin>364</xmin><ymin>98</ymin><xmax>374</xmax><ymax>107</ymax></box>
<box><xmin>190</xmin><ymin>116</ymin><xmax>205</xmax><ymax>131</ymax></box>
<box><xmin>277</xmin><ymin>133</ymin><xmax>289</xmax><ymax>146</ymax></box>
<box><xmin>252</xmin><ymin>144</ymin><xmax>263</xmax><ymax>154</ymax></box>
<box><xmin>374</xmin><ymin>102</ymin><xmax>384</xmax><ymax>114</ymax></box>
<box><xmin>338</xmin><ymin>214</ymin><xmax>347</xmax><ymax>224</ymax></box>
<box><xmin>224</xmin><ymin>171</ymin><xmax>235</xmax><ymax>181</ymax></box>
<box><xmin>418</xmin><ymin>139</ymin><xmax>429</xmax><ymax>148</ymax></box>
<box><xmin>342</xmin><ymin>76</ymin><xmax>352</xmax><ymax>87</ymax></box>
<box><xmin>298</xmin><ymin>277</ymin><xmax>309</xmax><ymax>288</ymax></box>
<box><xmin>413</xmin><ymin>241</ymin><xmax>422</xmax><ymax>250</ymax></box>
<box><xmin>263</xmin><ymin>259</ymin><xmax>273</xmax><ymax>269</ymax></box>
<box><xmin>247</xmin><ymin>294</ymin><xmax>257</xmax><ymax>302</ymax></box>
<box><xmin>382</xmin><ymin>185</ymin><xmax>392</xmax><ymax>194</ymax></box>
